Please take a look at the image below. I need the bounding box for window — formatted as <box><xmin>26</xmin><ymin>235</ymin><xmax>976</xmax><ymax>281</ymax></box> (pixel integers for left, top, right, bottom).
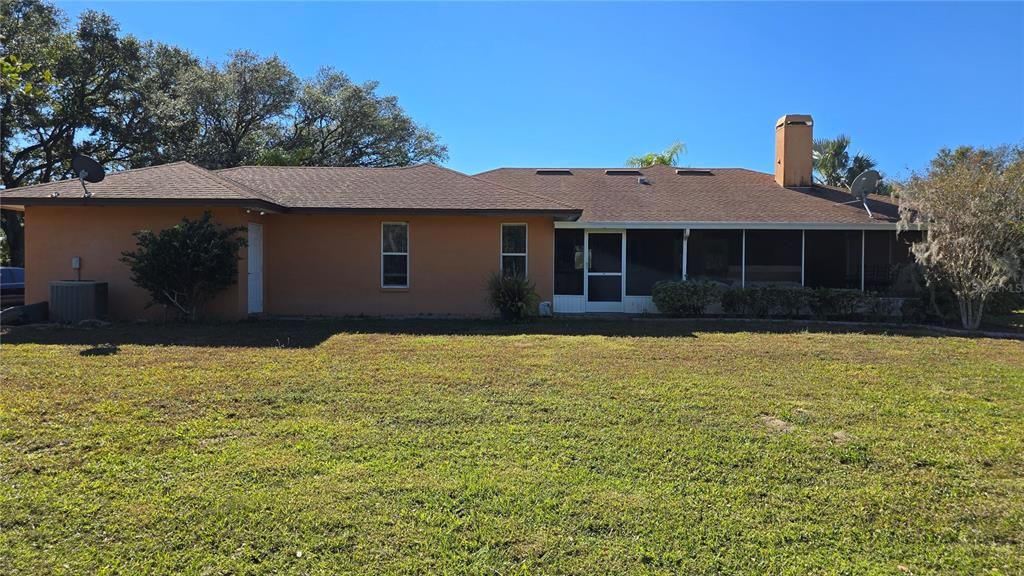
<box><xmin>501</xmin><ymin>224</ymin><xmax>527</xmax><ymax>278</ymax></box>
<box><xmin>381</xmin><ymin>222</ymin><xmax>409</xmax><ymax>288</ymax></box>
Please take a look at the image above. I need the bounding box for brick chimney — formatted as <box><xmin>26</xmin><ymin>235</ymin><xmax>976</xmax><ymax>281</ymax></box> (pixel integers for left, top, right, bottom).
<box><xmin>774</xmin><ymin>114</ymin><xmax>813</xmax><ymax>187</ymax></box>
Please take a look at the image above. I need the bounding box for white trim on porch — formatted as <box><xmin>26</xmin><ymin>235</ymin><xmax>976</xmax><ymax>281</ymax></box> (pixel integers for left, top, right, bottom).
<box><xmin>551</xmin><ymin>225</ymin><xmax>907</xmax><ymax>315</ymax></box>
<box><xmin>555</xmin><ymin>220</ymin><xmax>911</xmax><ymax>231</ymax></box>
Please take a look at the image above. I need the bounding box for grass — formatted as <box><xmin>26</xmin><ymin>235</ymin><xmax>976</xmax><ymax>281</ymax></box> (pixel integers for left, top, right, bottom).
<box><xmin>1</xmin><ymin>319</ymin><xmax>1023</xmax><ymax>575</ymax></box>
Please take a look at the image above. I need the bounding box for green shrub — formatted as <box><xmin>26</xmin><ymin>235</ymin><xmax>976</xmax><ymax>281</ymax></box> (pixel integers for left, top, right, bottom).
<box><xmin>720</xmin><ymin>287</ymin><xmax>748</xmax><ymax>315</ymax></box>
<box><xmin>900</xmin><ymin>298</ymin><xmax>927</xmax><ymax>323</ymax></box>
<box><xmin>808</xmin><ymin>288</ymin><xmax>835</xmax><ymax>319</ymax></box>
<box><xmin>486</xmin><ymin>273</ymin><xmax>539</xmax><ymax>321</ymax></box>
<box><xmin>722</xmin><ymin>285</ymin><xmax>905</xmax><ymax>322</ymax></box>
<box><xmin>722</xmin><ymin>286</ymin><xmax>807</xmax><ymax>318</ymax></box>
<box><xmin>774</xmin><ymin>287</ymin><xmax>809</xmax><ymax>318</ymax></box>
<box><xmin>863</xmin><ymin>293</ymin><xmax>897</xmax><ymax>322</ymax></box>
<box><xmin>809</xmin><ymin>288</ymin><xmax>863</xmax><ymax>319</ymax></box>
<box><xmin>833</xmin><ymin>290</ymin><xmax>865</xmax><ymax>318</ymax></box>
<box><xmin>120</xmin><ymin>212</ymin><xmax>246</xmax><ymax>321</ymax></box>
<box><xmin>746</xmin><ymin>287</ymin><xmax>775</xmax><ymax>317</ymax></box>
<box><xmin>652</xmin><ymin>280</ymin><xmax>718</xmax><ymax>316</ymax></box>
<box><xmin>988</xmin><ymin>287</ymin><xmax>1024</xmax><ymax>315</ymax></box>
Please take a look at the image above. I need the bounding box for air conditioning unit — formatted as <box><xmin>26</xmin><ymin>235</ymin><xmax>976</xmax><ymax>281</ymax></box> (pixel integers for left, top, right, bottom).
<box><xmin>49</xmin><ymin>281</ymin><xmax>108</xmax><ymax>323</ymax></box>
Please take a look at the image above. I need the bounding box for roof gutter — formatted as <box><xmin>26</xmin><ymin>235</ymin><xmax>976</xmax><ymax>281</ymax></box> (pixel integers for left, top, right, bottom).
<box><xmin>281</xmin><ymin>207</ymin><xmax>581</xmax><ymax>218</ymax></box>
<box><xmin>0</xmin><ymin>197</ymin><xmax>286</xmax><ymax>213</ymax></box>
<box><xmin>0</xmin><ymin>197</ymin><xmax>582</xmax><ymax>220</ymax></box>
<box><xmin>555</xmin><ymin>220</ymin><xmax>923</xmax><ymax>231</ymax></box>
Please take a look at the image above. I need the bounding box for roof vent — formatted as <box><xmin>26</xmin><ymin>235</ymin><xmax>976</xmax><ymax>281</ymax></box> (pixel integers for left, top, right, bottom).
<box><xmin>605</xmin><ymin>169</ymin><xmax>642</xmax><ymax>176</ymax></box>
<box><xmin>536</xmin><ymin>169</ymin><xmax>573</xmax><ymax>175</ymax></box>
<box><xmin>676</xmin><ymin>169</ymin><xmax>713</xmax><ymax>175</ymax></box>
<box><xmin>638</xmin><ymin>176</ymin><xmax>651</xmax><ymax>185</ymax></box>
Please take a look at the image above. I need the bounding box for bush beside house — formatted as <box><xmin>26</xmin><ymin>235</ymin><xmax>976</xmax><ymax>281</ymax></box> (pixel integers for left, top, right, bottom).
<box><xmin>651</xmin><ymin>280</ymin><xmax>922</xmax><ymax>322</ymax></box>
<box><xmin>651</xmin><ymin>281</ymin><xmax>718</xmax><ymax>316</ymax></box>
<box><xmin>120</xmin><ymin>212</ymin><xmax>246</xmax><ymax>321</ymax></box>
<box><xmin>486</xmin><ymin>273</ymin><xmax>539</xmax><ymax>321</ymax></box>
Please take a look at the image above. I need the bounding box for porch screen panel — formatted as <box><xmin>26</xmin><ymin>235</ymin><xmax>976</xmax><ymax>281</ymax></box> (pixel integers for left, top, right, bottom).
<box><xmin>554</xmin><ymin>229</ymin><xmax>584</xmax><ymax>295</ymax></box>
<box><xmin>804</xmin><ymin>230</ymin><xmax>862</xmax><ymax>289</ymax></box>
<box><xmin>626</xmin><ymin>230</ymin><xmax>683</xmax><ymax>296</ymax></box>
<box><xmin>864</xmin><ymin>230</ymin><xmax>924</xmax><ymax>294</ymax></box>
<box><xmin>686</xmin><ymin>229</ymin><xmax>742</xmax><ymax>286</ymax></box>
<box><xmin>863</xmin><ymin>230</ymin><xmax>893</xmax><ymax>292</ymax></box>
<box><xmin>745</xmin><ymin>230</ymin><xmax>802</xmax><ymax>286</ymax></box>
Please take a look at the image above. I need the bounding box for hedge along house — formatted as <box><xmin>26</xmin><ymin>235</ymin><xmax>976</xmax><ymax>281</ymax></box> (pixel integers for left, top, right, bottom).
<box><xmin>476</xmin><ymin>115</ymin><xmax>923</xmax><ymax>314</ymax></box>
<box><xmin>1</xmin><ymin>114</ymin><xmax>921</xmax><ymax>320</ymax></box>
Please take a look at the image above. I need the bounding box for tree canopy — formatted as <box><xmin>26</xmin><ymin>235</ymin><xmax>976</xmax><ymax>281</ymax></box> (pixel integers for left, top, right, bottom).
<box><xmin>627</xmin><ymin>142</ymin><xmax>686</xmax><ymax>168</ymax></box>
<box><xmin>0</xmin><ymin>0</ymin><xmax>448</xmax><ymax>266</ymax></box>
<box><xmin>1</xmin><ymin>0</ymin><xmax>448</xmax><ymax>188</ymax></box>
<box><xmin>811</xmin><ymin>135</ymin><xmax>876</xmax><ymax>187</ymax></box>
<box><xmin>897</xmin><ymin>145</ymin><xmax>1024</xmax><ymax>330</ymax></box>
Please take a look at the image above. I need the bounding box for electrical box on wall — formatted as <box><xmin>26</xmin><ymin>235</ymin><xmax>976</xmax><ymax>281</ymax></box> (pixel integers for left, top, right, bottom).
<box><xmin>71</xmin><ymin>256</ymin><xmax>81</xmax><ymax>270</ymax></box>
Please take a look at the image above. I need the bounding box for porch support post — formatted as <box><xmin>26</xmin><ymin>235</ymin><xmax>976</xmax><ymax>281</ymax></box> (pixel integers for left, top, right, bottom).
<box><xmin>800</xmin><ymin>229</ymin><xmax>806</xmax><ymax>287</ymax></box>
<box><xmin>741</xmin><ymin>229</ymin><xmax>746</xmax><ymax>288</ymax></box>
<box><xmin>682</xmin><ymin>228</ymin><xmax>690</xmax><ymax>281</ymax></box>
<box><xmin>582</xmin><ymin>231</ymin><xmax>589</xmax><ymax>302</ymax></box>
<box><xmin>621</xmin><ymin>231</ymin><xmax>627</xmax><ymax>303</ymax></box>
<box><xmin>860</xmin><ymin>230</ymin><xmax>866</xmax><ymax>292</ymax></box>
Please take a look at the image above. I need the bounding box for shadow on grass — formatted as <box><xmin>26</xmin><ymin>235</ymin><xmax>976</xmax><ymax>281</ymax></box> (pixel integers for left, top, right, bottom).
<box><xmin>0</xmin><ymin>316</ymin><xmax>982</xmax><ymax>350</ymax></box>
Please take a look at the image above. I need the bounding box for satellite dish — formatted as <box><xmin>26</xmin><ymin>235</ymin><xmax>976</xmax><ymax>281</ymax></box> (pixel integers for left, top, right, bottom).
<box><xmin>70</xmin><ymin>154</ymin><xmax>105</xmax><ymax>198</ymax></box>
<box><xmin>835</xmin><ymin>169</ymin><xmax>880</xmax><ymax>218</ymax></box>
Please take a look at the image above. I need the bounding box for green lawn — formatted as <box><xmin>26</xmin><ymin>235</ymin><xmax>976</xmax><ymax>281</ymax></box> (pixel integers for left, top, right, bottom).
<box><xmin>1</xmin><ymin>320</ymin><xmax>1022</xmax><ymax>575</ymax></box>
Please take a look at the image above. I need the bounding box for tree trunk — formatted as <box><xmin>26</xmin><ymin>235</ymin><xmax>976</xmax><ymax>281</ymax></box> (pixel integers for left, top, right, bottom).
<box><xmin>0</xmin><ymin>210</ymin><xmax>25</xmax><ymax>267</ymax></box>
<box><xmin>958</xmin><ymin>296</ymin><xmax>986</xmax><ymax>330</ymax></box>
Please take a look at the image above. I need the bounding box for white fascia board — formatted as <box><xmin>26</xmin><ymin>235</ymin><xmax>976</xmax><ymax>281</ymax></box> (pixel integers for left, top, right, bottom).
<box><xmin>554</xmin><ymin>220</ymin><xmax>923</xmax><ymax>231</ymax></box>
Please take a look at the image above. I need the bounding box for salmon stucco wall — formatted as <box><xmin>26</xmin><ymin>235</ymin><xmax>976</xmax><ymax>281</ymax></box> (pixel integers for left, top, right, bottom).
<box><xmin>261</xmin><ymin>214</ymin><xmax>555</xmax><ymax>317</ymax></box>
<box><xmin>24</xmin><ymin>207</ymin><xmax>556</xmax><ymax>320</ymax></box>
<box><xmin>24</xmin><ymin>205</ymin><xmax>254</xmax><ymax>321</ymax></box>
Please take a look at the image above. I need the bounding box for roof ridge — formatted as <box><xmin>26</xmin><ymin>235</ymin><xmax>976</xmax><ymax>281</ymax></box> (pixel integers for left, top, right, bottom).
<box><xmin>215</xmin><ymin>164</ymin><xmax>419</xmax><ymax>173</ymax></box>
<box><xmin>182</xmin><ymin>163</ymin><xmax>285</xmax><ymax>207</ymax></box>
<box><xmin>442</xmin><ymin>165</ymin><xmax>579</xmax><ymax>211</ymax></box>
<box><xmin>478</xmin><ymin>166</ymin><xmax>771</xmax><ymax>173</ymax></box>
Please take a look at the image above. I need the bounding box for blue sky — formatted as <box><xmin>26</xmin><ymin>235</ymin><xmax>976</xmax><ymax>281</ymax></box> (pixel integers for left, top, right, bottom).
<box><xmin>61</xmin><ymin>2</ymin><xmax>1023</xmax><ymax>177</ymax></box>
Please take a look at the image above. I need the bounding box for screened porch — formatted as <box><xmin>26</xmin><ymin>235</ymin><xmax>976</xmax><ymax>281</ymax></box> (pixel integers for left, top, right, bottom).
<box><xmin>552</xmin><ymin>227</ymin><xmax>923</xmax><ymax>314</ymax></box>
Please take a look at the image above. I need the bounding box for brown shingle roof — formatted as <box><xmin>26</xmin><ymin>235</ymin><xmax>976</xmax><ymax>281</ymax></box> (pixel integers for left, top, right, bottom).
<box><xmin>1</xmin><ymin>161</ymin><xmax>900</xmax><ymax>226</ymax></box>
<box><xmin>475</xmin><ymin>164</ymin><xmax>900</xmax><ymax>225</ymax></box>
<box><xmin>0</xmin><ymin>162</ymin><xmax>578</xmax><ymax>216</ymax></box>
<box><xmin>0</xmin><ymin>161</ymin><xmax>274</xmax><ymax>205</ymax></box>
<box><xmin>215</xmin><ymin>164</ymin><xmax>577</xmax><ymax>213</ymax></box>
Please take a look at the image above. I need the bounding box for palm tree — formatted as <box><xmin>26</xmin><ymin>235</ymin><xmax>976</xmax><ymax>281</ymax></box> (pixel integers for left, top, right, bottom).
<box><xmin>812</xmin><ymin>135</ymin><xmax>878</xmax><ymax>188</ymax></box>
<box><xmin>628</xmin><ymin>142</ymin><xmax>686</xmax><ymax>168</ymax></box>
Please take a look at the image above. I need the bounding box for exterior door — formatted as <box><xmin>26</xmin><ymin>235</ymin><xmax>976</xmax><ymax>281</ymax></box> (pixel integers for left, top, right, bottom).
<box><xmin>585</xmin><ymin>231</ymin><xmax>624</xmax><ymax>312</ymax></box>
<box><xmin>247</xmin><ymin>222</ymin><xmax>263</xmax><ymax>314</ymax></box>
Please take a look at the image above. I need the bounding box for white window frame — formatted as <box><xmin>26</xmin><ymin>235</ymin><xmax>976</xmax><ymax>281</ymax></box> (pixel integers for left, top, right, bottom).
<box><xmin>500</xmin><ymin>223</ymin><xmax>528</xmax><ymax>278</ymax></box>
<box><xmin>381</xmin><ymin>221</ymin><xmax>409</xmax><ymax>288</ymax></box>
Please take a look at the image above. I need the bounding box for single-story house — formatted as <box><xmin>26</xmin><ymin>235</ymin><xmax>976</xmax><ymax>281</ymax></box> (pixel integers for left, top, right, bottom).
<box><xmin>0</xmin><ymin>114</ymin><xmax>921</xmax><ymax>320</ymax></box>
